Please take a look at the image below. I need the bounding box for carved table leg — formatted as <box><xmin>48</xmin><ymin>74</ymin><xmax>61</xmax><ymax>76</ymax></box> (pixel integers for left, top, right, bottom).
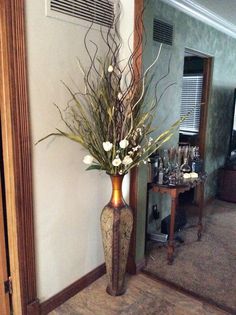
<box><xmin>167</xmin><ymin>193</ymin><xmax>177</xmax><ymax>264</ymax></box>
<box><xmin>197</xmin><ymin>181</ymin><xmax>204</xmax><ymax>241</ymax></box>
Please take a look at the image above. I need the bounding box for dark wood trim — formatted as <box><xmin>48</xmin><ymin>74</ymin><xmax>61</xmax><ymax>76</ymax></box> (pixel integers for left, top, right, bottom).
<box><xmin>128</xmin><ymin>0</ymin><xmax>144</xmax><ymax>275</ymax></box>
<box><xmin>135</xmin><ymin>258</ymin><xmax>146</xmax><ymax>273</ymax></box>
<box><xmin>0</xmin><ymin>1</ymin><xmax>39</xmax><ymax>314</ymax></box>
<box><xmin>199</xmin><ymin>57</ymin><xmax>213</xmax><ymax>160</ymax></box>
<box><xmin>127</xmin><ymin>168</ymin><xmax>138</xmax><ymax>274</ymax></box>
<box><xmin>127</xmin><ymin>256</ymin><xmax>146</xmax><ymax>276</ymax></box>
<box><xmin>40</xmin><ymin>263</ymin><xmax>106</xmax><ymax>315</ymax></box>
<box><xmin>27</xmin><ymin>300</ymin><xmax>41</xmax><ymax>315</ymax></box>
<box><xmin>142</xmin><ymin>271</ymin><xmax>235</xmax><ymax>315</ymax></box>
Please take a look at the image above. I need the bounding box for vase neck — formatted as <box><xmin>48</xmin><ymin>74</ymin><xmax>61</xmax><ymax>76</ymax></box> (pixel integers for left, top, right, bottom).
<box><xmin>109</xmin><ymin>175</ymin><xmax>125</xmax><ymax>208</ymax></box>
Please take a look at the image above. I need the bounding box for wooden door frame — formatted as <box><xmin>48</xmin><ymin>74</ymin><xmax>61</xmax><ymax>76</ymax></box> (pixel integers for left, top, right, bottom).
<box><xmin>199</xmin><ymin>57</ymin><xmax>212</xmax><ymax>161</ymax></box>
<box><xmin>0</xmin><ymin>170</ymin><xmax>10</xmax><ymax>315</ymax></box>
<box><xmin>0</xmin><ymin>1</ymin><xmax>39</xmax><ymax>315</ymax></box>
<box><xmin>184</xmin><ymin>48</ymin><xmax>213</xmax><ymax>161</ymax></box>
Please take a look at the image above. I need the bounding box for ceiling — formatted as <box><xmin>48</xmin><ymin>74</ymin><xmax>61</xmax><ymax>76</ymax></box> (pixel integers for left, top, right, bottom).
<box><xmin>192</xmin><ymin>0</ymin><xmax>236</xmax><ymax>26</ymax></box>
<box><xmin>161</xmin><ymin>0</ymin><xmax>236</xmax><ymax>38</ymax></box>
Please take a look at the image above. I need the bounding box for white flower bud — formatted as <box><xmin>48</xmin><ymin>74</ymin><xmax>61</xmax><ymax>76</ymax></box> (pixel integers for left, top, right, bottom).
<box><xmin>108</xmin><ymin>65</ymin><xmax>114</xmax><ymax>73</ymax></box>
<box><xmin>112</xmin><ymin>158</ymin><xmax>121</xmax><ymax>167</ymax></box>
<box><xmin>103</xmin><ymin>141</ymin><xmax>113</xmax><ymax>152</ymax></box>
<box><xmin>119</xmin><ymin>139</ymin><xmax>129</xmax><ymax>149</ymax></box>
<box><xmin>118</xmin><ymin>92</ymin><xmax>122</xmax><ymax>100</ymax></box>
<box><xmin>122</xmin><ymin>155</ymin><xmax>133</xmax><ymax>166</ymax></box>
<box><xmin>83</xmin><ymin>155</ymin><xmax>94</xmax><ymax>165</ymax></box>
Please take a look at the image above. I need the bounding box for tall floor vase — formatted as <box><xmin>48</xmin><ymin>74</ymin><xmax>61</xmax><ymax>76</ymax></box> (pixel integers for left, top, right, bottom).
<box><xmin>100</xmin><ymin>174</ymin><xmax>133</xmax><ymax>296</ymax></box>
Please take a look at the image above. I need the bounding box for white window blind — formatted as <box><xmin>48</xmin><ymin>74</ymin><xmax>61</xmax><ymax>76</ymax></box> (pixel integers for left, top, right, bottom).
<box><xmin>180</xmin><ymin>75</ymin><xmax>203</xmax><ymax>134</ymax></box>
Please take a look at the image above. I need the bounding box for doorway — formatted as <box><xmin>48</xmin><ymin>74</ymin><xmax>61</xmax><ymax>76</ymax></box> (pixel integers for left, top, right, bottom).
<box><xmin>180</xmin><ymin>48</ymin><xmax>212</xmax><ymax>159</ymax></box>
<box><xmin>179</xmin><ymin>48</ymin><xmax>212</xmax><ymax>207</ymax></box>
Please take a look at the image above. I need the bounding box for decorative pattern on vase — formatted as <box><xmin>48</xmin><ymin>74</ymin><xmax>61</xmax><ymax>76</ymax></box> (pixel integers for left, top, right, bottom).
<box><xmin>100</xmin><ymin>174</ymin><xmax>133</xmax><ymax>296</ymax></box>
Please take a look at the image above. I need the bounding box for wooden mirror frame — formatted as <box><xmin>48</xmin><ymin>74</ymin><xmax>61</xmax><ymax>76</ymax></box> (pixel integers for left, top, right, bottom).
<box><xmin>128</xmin><ymin>0</ymin><xmax>144</xmax><ymax>274</ymax></box>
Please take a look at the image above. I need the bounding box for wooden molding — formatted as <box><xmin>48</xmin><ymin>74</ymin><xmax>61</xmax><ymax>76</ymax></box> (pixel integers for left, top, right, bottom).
<box><xmin>0</xmin><ymin>170</ymin><xmax>10</xmax><ymax>315</ymax></box>
<box><xmin>0</xmin><ymin>1</ymin><xmax>39</xmax><ymax>314</ymax></box>
<box><xmin>27</xmin><ymin>300</ymin><xmax>40</xmax><ymax>315</ymax></box>
<box><xmin>128</xmin><ymin>0</ymin><xmax>144</xmax><ymax>275</ymax></box>
<box><xmin>40</xmin><ymin>263</ymin><xmax>106</xmax><ymax>315</ymax></box>
<box><xmin>127</xmin><ymin>168</ymin><xmax>138</xmax><ymax>274</ymax></box>
<box><xmin>199</xmin><ymin>57</ymin><xmax>212</xmax><ymax>161</ymax></box>
<box><xmin>127</xmin><ymin>257</ymin><xmax>146</xmax><ymax>275</ymax></box>
<box><xmin>161</xmin><ymin>0</ymin><xmax>236</xmax><ymax>39</ymax></box>
<box><xmin>136</xmin><ymin>258</ymin><xmax>146</xmax><ymax>273</ymax></box>
<box><xmin>143</xmin><ymin>270</ymin><xmax>234</xmax><ymax>315</ymax></box>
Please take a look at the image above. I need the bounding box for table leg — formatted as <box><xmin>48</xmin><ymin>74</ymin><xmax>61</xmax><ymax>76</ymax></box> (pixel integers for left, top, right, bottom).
<box><xmin>197</xmin><ymin>181</ymin><xmax>204</xmax><ymax>241</ymax></box>
<box><xmin>167</xmin><ymin>194</ymin><xmax>177</xmax><ymax>264</ymax></box>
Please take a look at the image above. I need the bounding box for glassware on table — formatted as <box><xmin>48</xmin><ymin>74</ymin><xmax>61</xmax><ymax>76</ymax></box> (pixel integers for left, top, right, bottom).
<box><xmin>180</xmin><ymin>157</ymin><xmax>191</xmax><ymax>173</ymax></box>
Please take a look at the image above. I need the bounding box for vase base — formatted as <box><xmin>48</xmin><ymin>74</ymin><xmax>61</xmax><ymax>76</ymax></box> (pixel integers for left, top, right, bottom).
<box><xmin>106</xmin><ymin>285</ymin><xmax>126</xmax><ymax>296</ymax></box>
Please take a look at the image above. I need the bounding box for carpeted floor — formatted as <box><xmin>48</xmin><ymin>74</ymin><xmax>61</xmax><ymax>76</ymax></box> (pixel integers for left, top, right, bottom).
<box><xmin>144</xmin><ymin>199</ymin><xmax>236</xmax><ymax>314</ymax></box>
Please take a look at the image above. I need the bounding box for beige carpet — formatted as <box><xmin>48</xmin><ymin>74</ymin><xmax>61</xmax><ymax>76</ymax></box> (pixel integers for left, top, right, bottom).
<box><xmin>50</xmin><ymin>273</ymin><xmax>229</xmax><ymax>315</ymax></box>
<box><xmin>144</xmin><ymin>199</ymin><xmax>236</xmax><ymax>314</ymax></box>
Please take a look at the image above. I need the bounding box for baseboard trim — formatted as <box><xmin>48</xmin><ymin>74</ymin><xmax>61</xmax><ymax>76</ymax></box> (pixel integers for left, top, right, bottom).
<box><xmin>204</xmin><ymin>196</ymin><xmax>215</xmax><ymax>206</ymax></box>
<box><xmin>127</xmin><ymin>257</ymin><xmax>146</xmax><ymax>275</ymax></box>
<box><xmin>136</xmin><ymin>258</ymin><xmax>146</xmax><ymax>272</ymax></box>
<box><xmin>142</xmin><ymin>271</ymin><xmax>235</xmax><ymax>315</ymax></box>
<box><xmin>27</xmin><ymin>299</ymin><xmax>40</xmax><ymax>315</ymax></box>
<box><xmin>40</xmin><ymin>263</ymin><xmax>106</xmax><ymax>315</ymax></box>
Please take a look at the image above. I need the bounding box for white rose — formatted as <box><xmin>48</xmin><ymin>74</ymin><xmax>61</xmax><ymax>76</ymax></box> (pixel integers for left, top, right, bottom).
<box><xmin>122</xmin><ymin>155</ymin><xmax>133</xmax><ymax>166</ymax></box>
<box><xmin>119</xmin><ymin>139</ymin><xmax>129</xmax><ymax>149</ymax></box>
<box><xmin>83</xmin><ymin>155</ymin><xmax>94</xmax><ymax>165</ymax></box>
<box><xmin>108</xmin><ymin>65</ymin><xmax>114</xmax><ymax>73</ymax></box>
<box><xmin>103</xmin><ymin>141</ymin><xmax>113</xmax><ymax>152</ymax></box>
<box><xmin>112</xmin><ymin>158</ymin><xmax>121</xmax><ymax>167</ymax></box>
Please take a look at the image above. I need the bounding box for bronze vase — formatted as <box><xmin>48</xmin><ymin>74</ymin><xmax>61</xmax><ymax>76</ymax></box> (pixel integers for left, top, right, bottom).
<box><xmin>100</xmin><ymin>174</ymin><xmax>133</xmax><ymax>296</ymax></box>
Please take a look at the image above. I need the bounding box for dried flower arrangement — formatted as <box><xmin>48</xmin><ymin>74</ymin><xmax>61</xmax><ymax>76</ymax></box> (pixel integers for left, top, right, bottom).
<box><xmin>37</xmin><ymin>1</ymin><xmax>182</xmax><ymax>175</ymax></box>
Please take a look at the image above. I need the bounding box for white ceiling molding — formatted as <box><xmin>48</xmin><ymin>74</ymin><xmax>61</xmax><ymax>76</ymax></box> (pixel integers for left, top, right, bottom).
<box><xmin>161</xmin><ymin>0</ymin><xmax>236</xmax><ymax>39</ymax></box>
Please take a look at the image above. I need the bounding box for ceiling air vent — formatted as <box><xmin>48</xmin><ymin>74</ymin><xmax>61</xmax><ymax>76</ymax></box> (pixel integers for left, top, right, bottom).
<box><xmin>46</xmin><ymin>0</ymin><xmax>114</xmax><ymax>28</ymax></box>
<box><xmin>153</xmin><ymin>18</ymin><xmax>173</xmax><ymax>46</ymax></box>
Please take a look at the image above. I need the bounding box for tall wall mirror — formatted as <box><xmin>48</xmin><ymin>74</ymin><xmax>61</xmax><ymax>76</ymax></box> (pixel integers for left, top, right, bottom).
<box><xmin>140</xmin><ymin>1</ymin><xmax>236</xmax><ymax>314</ymax></box>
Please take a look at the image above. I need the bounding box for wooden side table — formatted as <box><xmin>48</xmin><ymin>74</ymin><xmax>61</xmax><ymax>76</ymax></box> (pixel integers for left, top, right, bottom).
<box><xmin>147</xmin><ymin>176</ymin><xmax>205</xmax><ymax>264</ymax></box>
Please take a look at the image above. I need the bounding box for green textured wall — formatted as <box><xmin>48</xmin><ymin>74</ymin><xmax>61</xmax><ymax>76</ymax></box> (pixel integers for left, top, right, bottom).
<box><xmin>135</xmin><ymin>0</ymin><xmax>236</xmax><ymax>262</ymax></box>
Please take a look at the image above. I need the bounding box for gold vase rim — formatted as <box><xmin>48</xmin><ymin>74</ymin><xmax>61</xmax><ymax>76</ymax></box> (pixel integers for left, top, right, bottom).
<box><xmin>106</xmin><ymin>172</ymin><xmax>128</xmax><ymax>177</ymax></box>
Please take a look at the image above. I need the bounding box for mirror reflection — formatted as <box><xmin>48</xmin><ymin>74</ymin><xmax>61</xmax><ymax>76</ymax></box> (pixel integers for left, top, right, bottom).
<box><xmin>141</xmin><ymin>1</ymin><xmax>236</xmax><ymax>313</ymax></box>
